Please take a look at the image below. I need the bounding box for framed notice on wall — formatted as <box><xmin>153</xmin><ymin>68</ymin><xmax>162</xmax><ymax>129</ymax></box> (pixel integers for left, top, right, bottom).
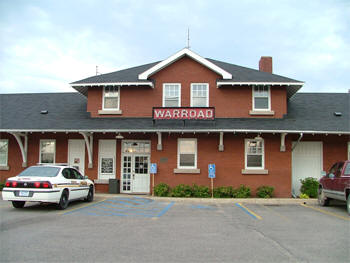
<box><xmin>101</xmin><ymin>157</ymin><xmax>114</xmax><ymax>174</ymax></box>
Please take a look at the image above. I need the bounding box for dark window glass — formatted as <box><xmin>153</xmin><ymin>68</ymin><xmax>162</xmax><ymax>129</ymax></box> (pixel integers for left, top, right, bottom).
<box><xmin>254</xmin><ymin>98</ymin><xmax>269</xmax><ymax>109</ymax></box>
<box><xmin>18</xmin><ymin>166</ymin><xmax>60</xmax><ymax>177</ymax></box>
<box><xmin>247</xmin><ymin>155</ymin><xmax>262</xmax><ymax>168</ymax></box>
<box><xmin>180</xmin><ymin>154</ymin><xmax>195</xmax><ymax>167</ymax></box>
<box><xmin>344</xmin><ymin>163</ymin><xmax>350</xmax><ymax>175</ymax></box>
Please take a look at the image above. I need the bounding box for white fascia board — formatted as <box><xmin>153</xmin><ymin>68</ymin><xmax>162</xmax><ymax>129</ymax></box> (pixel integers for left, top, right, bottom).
<box><xmin>217</xmin><ymin>81</ymin><xmax>304</xmax><ymax>87</ymax></box>
<box><xmin>1</xmin><ymin>129</ymin><xmax>349</xmax><ymax>135</ymax></box>
<box><xmin>138</xmin><ymin>48</ymin><xmax>232</xmax><ymax>80</ymax></box>
<box><xmin>71</xmin><ymin>82</ymin><xmax>154</xmax><ymax>88</ymax></box>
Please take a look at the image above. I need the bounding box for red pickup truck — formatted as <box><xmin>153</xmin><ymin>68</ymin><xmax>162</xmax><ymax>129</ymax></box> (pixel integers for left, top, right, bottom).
<box><xmin>318</xmin><ymin>160</ymin><xmax>350</xmax><ymax>215</ymax></box>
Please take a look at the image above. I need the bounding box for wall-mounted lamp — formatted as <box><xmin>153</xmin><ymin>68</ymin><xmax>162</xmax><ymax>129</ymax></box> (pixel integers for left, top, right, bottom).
<box><xmin>115</xmin><ymin>133</ymin><xmax>124</xmax><ymax>139</ymax></box>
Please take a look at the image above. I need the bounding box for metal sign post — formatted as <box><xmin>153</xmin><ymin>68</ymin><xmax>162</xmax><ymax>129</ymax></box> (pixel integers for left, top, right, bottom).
<box><xmin>208</xmin><ymin>164</ymin><xmax>216</xmax><ymax>198</ymax></box>
<box><xmin>150</xmin><ymin>163</ymin><xmax>157</xmax><ymax>196</ymax></box>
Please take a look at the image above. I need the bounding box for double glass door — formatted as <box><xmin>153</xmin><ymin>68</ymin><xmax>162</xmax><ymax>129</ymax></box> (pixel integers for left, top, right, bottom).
<box><xmin>121</xmin><ymin>141</ymin><xmax>150</xmax><ymax>193</ymax></box>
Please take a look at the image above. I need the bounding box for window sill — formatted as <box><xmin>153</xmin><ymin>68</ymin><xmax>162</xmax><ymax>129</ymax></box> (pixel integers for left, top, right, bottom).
<box><xmin>241</xmin><ymin>169</ymin><xmax>268</xmax><ymax>175</ymax></box>
<box><xmin>98</xmin><ymin>110</ymin><xmax>123</xmax><ymax>115</ymax></box>
<box><xmin>0</xmin><ymin>166</ymin><xmax>9</xmax><ymax>171</ymax></box>
<box><xmin>94</xmin><ymin>179</ymin><xmax>109</xmax><ymax>184</ymax></box>
<box><xmin>174</xmin><ymin>168</ymin><xmax>200</xmax><ymax>174</ymax></box>
<box><xmin>249</xmin><ymin>110</ymin><xmax>275</xmax><ymax>116</ymax></box>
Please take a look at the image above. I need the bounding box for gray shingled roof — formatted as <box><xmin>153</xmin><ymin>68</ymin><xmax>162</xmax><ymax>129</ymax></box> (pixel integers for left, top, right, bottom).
<box><xmin>0</xmin><ymin>92</ymin><xmax>348</xmax><ymax>134</ymax></box>
<box><xmin>71</xmin><ymin>56</ymin><xmax>303</xmax><ymax>98</ymax></box>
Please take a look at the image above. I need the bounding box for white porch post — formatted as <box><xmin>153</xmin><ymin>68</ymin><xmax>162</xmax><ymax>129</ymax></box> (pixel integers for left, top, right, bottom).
<box><xmin>10</xmin><ymin>132</ymin><xmax>28</xmax><ymax>167</ymax></box>
<box><xmin>157</xmin><ymin>132</ymin><xmax>162</xmax><ymax>150</ymax></box>
<box><xmin>79</xmin><ymin>132</ymin><xmax>93</xmax><ymax>168</ymax></box>
<box><xmin>219</xmin><ymin>132</ymin><xmax>224</xmax><ymax>151</ymax></box>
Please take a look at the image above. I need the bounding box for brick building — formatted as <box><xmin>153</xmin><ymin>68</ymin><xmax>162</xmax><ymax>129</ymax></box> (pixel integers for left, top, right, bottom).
<box><xmin>0</xmin><ymin>48</ymin><xmax>349</xmax><ymax>197</ymax></box>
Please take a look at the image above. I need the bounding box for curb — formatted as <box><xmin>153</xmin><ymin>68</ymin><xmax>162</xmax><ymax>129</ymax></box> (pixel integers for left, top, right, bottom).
<box><xmin>95</xmin><ymin>193</ymin><xmax>318</xmax><ymax>205</ymax></box>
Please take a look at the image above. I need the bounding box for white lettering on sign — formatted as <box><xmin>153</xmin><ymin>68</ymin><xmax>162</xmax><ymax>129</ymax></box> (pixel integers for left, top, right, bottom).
<box><xmin>153</xmin><ymin>108</ymin><xmax>215</xmax><ymax>120</ymax></box>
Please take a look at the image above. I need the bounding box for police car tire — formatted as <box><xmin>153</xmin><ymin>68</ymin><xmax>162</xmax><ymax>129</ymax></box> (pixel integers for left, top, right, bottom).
<box><xmin>57</xmin><ymin>190</ymin><xmax>69</xmax><ymax>210</ymax></box>
<box><xmin>12</xmin><ymin>201</ymin><xmax>25</xmax><ymax>208</ymax></box>
<box><xmin>85</xmin><ymin>186</ymin><xmax>94</xmax><ymax>202</ymax></box>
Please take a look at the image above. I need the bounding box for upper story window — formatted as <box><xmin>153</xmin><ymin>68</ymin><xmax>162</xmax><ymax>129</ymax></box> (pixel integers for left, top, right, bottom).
<box><xmin>103</xmin><ymin>86</ymin><xmax>120</xmax><ymax>110</ymax></box>
<box><xmin>0</xmin><ymin>139</ymin><xmax>9</xmax><ymax>167</ymax></box>
<box><xmin>40</xmin><ymin>140</ymin><xmax>55</xmax><ymax>164</ymax></box>
<box><xmin>245</xmin><ymin>138</ymin><xmax>264</xmax><ymax>169</ymax></box>
<box><xmin>253</xmin><ymin>86</ymin><xmax>270</xmax><ymax>110</ymax></box>
<box><xmin>163</xmin><ymin>83</ymin><xmax>181</xmax><ymax>107</ymax></box>
<box><xmin>191</xmin><ymin>83</ymin><xmax>209</xmax><ymax>107</ymax></box>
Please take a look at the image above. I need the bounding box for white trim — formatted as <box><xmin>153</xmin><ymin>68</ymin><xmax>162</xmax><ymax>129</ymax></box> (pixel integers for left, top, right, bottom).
<box><xmin>2</xmin><ymin>129</ymin><xmax>350</xmax><ymax>135</ymax></box>
<box><xmin>162</xmin><ymin>83</ymin><xmax>181</xmax><ymax>107</ymax></box>
<box><xmin>71</xmin><ymin>82</ymin><xmax>154</xmax><ymax>88</ymax></box>
<box><xmin>244</xmin><ymin>138</ymin><xmax>265</xmax><ymax>170</ymax></box>
<box><xmin>79</xmin><ymin>132</ymin><xmax>93</xmax><ymax>168</ymax></box>
<box><xmin>0</xmin><ymin>139</ymin><xmax>9</xmax><ymax>166</ymax></box>
<box><xmin>102</xmin><ymin>86</ymin><xmax>120</xmax><ymax>111</ymax></box>
<box><xmin>39</xmin><ymin>139</ymin><xmax>56</xmax><ymax>164</ymax></box>
<box><xmin>217</xmin><ymin>81</ymin><xmax>304</xmax><ymax>87</ymax></box>
<box><xmin>177</xmin><ymin>138</ymin><xmax>197</xmax><ymax>169</ymax></box>
<box><xmin>98</xmin><ymin>139</ymin><xmax>116</xmax><ymax>179</ymax></box>
<box><xmin>252</xmin><ymin>85</ymin><xmax>271</xmax><ymax>111</ymax></box>
<box><xmin>190</xmin><ymin>83</ymin><xmax>209</xmax><ymax>107</ymax></box>
<box><xmin>139</xmin><ymin>48</ymin><xmax>232</xmax><ymax>80</ymax></box>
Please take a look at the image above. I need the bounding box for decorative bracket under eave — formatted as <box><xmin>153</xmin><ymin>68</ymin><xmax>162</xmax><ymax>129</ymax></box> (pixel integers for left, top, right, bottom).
<box><xmin>280</xmin><ymin>133</ymin><xmax>287</xmax><ymax>152</ymax></box>
<box><xmin>79</xmin><ymin>132</ymin><xmax>93</xmax><ymax>168</ymax></box>
<box><xmin>10</xmin><ymin>132</ymin><xmax>28</xmax><ymax>167</ymax></box>
<box><xmin>219</xmin><ymin>132</ymin><xmax>224</xmax><ymax>151</ymax></box>
<box><xmin>157</xmin><ymin>132</ymin><xmax>162</xmax><ymax>151</ymax></box>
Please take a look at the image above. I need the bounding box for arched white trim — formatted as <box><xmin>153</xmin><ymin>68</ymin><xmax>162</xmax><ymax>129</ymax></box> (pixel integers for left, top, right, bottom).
<box><xmin>138</xmin><ymin>48</ymin><xmax>232</xmax><ymax>80</ymax></box>
<box><xmin>10</xmin><ymin>132</ymin><xmax>27</xmax><ymax>167</ymax></box>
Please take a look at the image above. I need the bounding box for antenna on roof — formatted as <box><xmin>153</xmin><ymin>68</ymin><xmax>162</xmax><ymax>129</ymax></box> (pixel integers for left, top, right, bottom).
<box><xmin>96</xmin><ymin>65</ymin><xmax>99</xmax><ymax>75</ymax></box>
<box><xmin>187</xmin><ymin>27</ymin><xmax>190</xmax><ymax>49</ymax></box>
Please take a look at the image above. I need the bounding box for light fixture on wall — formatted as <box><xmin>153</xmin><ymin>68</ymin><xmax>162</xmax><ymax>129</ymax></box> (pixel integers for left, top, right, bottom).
<box><xmin>115</xmin><ymin>133</ymin><xmax>124</xmax><ymax>139</ymax></box>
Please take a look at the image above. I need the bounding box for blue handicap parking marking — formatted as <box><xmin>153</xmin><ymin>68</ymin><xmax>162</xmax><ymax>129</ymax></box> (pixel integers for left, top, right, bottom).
<box><xmin>191</xmin><ymin>204</ymin><xmax>216</xmax><ymax>210</ymax></box>
<box><xmin>66</xmin><ymin>197</ymin><xmax>174</xmax><ymax>218</ymax></box>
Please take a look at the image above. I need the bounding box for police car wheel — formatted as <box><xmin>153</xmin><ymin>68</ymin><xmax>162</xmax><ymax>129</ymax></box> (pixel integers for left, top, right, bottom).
<box><xmin>85</xmin><ymin>186</ymin><xmax>94</xmax><ymax>202</ymax></box>
<box><xmin>12</xmin><ymin>201</ymin><xmax>25</xmax><ymax>208</ymax></box>
<box><xmin>57</xmin><ymin>190</ymin><xmax>69</xmax><ymax>210</ymax></box>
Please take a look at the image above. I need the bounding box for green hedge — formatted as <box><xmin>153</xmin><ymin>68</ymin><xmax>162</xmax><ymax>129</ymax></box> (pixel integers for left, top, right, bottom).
<box><xmin>256</xmin><ymin>186</ymin><xmax>274</xmax><ymax>198</ymax></box>
<box><xmin>153</xmin><ymin>183</ymin><xmax>251</xmax><ymax>198</ymax></box>
<box><xmin>0</xmin><ymin>181</ymin><xmax>4</xmax><ymax>191</ymax></box>
<box><xmin>300</xmin><ymin>177</ymin><xmax>318</xmax><ymax>198</ymax></box>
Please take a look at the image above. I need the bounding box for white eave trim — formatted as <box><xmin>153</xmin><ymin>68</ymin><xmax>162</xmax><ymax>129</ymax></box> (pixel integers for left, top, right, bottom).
<box><xmin>1</xmin><ymin>129</ymin><xmax>349</xmax><ymax>135</ymax></box>
<box><xmin>71</xmin><ymin>82</ymin><xmax>154</xmax><ymax>88</ymax></box>
<box><xmin>138</xmin><ymin>48</ymin><xmax>232</xmax><ymax>80</ymax></box>
<box><xmin>217</xmin><ymin>81</ymin><xmax>304</xmax><ymax>87</ymax></box>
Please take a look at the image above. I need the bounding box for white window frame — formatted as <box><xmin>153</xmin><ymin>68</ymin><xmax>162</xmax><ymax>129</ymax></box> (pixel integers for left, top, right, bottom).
<box><xmin>190</xmin><ymin>83</ymin><xmax>209</xmax><ymax>107</ymax></box>
<box><xmin>0</xmin><ymin>139</ymin><xmax>9</xmax><ymax>166</ymax></box>
<box><xmin>162</xmin><ymin>83</ymin><xmax>181</xmax><ymax>107</ymax></box>
<box><xmin>177</xmin><ymin>138</ymin><xmax>197</xmax><ymax>169</ymax></box>
<box><xmin>98</xmin><ymin>139</ymin><xmax>116</xmax><ymax>180</ymax></box>
<box><xmin>102</xmin><ymin>86</ymin><xmax>120</xmax><ymax>110</ymax></box>
<box><xmin>252</xmin><ymin>85</ymin><xmax>271</xmax><ymax>111</ymax></box>
<box><xmin>39</xmin><ymin>139</ymin><xmax>56</xmax><ymax>164</ymax></box>
<box><xmin>244</xmin><ymin>138</ymin><xmax>265</xmax><ymax>170</ymax></box>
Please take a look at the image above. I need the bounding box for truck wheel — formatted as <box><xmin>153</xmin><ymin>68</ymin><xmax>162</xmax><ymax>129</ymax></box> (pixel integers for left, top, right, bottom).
<box><xmin>347</xmin><ymin>194</ymin><xmax>350</xmax><ymax>215</ymax></box>
<box><xmin>12</xmin><ymin>201</ymin><xmax>25</xmax><ymax>208</ymax></box>
<box><xmin>318</xmin><ymin>188</ymin><xmax>329</xmax><ymax>206</ymax></box>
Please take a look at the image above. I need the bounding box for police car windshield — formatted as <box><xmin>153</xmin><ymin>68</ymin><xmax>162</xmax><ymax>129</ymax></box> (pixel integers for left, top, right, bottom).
<box><xmin>18</xmin><ymin>166</ymin><xmax>60</xmax><ymax>177</ymax></box>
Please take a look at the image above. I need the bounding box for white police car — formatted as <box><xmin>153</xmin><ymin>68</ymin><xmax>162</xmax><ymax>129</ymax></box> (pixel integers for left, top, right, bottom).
<box><xmin>2</xmin><ymin>165</ymin><xmax>94</xmax><ymax>210</ymax></box>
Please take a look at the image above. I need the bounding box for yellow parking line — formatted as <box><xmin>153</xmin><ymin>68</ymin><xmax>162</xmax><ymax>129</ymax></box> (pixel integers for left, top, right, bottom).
<box><xmin>260</xmin><ymin>204</ymin><xmax>290</xmax><ymax>221</ymax></box>
<box><xmin>236</xmin><ymin>202</ymin><xmax>262</xmax><ymax>220</ymax></box>
<box><xmin>59</xmin><ymin>198</ymin><xmax>107</xmax><ymax>215</ymax></box>
<box><xmin>300</xmin><ymin>203</ymin><xmax>350</xmax><ymax>221</ymax></box>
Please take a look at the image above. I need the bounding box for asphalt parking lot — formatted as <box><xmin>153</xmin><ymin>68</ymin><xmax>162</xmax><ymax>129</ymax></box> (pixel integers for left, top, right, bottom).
<box><xmin>0</xmin><ymin>195</ymin><xmax>349</xmax><ymax>263</ymax></box>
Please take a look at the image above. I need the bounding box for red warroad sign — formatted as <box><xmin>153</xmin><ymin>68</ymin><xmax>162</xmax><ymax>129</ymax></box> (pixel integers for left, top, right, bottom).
<box><xmin>153</xmin><ymin>107</ymin><xmax>215</xmax><ymax>120</ymax></box>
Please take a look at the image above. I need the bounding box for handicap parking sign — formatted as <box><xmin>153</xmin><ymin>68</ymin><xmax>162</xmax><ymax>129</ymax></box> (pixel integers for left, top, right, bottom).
<box><xmin>208</xmin><ymin>164</ymin><xmax>215</xmax><ymax>178</ymax></box>
<box><xmin>150</xmin><ymin>163</ymin><xmax>157</xmax><ymax>174</ymax></box>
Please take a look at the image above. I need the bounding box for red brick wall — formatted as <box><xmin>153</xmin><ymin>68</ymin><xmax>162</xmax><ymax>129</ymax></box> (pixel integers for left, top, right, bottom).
<box><xmin>2</xmin><ymin>132</ymin><xmax>348</xmax><ymax>197</ymax></box>
<box><xmin>87</xmin><ymin>56</ymin><xmax>287</xmax><ymax>118</ymax></box>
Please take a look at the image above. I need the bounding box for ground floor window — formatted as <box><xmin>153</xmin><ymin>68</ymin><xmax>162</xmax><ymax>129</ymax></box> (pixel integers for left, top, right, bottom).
<box><xmin>0</xmin><ymin>139</ymin><xmax>9</xmax><ymax>166</ymax></box>
<box><xmin>177</xmin><ymin>138</ymin><xmax>197</xmax><ymax>169</ymax></box>
<box><xmin>39</xmin><ymin>140</ymin><xmax>55</xmax><ymax>164</ymax></box>
<box><xmin>245</xmin><ymin>138</ymin><xmax>264</xmax><ymax>169</ymax></box>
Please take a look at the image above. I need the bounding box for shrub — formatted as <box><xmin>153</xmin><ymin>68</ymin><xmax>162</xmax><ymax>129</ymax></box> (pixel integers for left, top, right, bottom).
<box><xmin>0</xmin><ymin>181</ymin><xmax>4</xmax><ymax>191</ymax></box>
<box><xmin>235</xmin><ymin>185</ymin><xmax>251</xmax><ymax>198</ymax></box>
<box><xmin>300</xmin><ymin>177</ymin><xmax>319</xmax><ymax>198</ymax></box>
<box><xmin>154</xmin><ymin>183</ymin><xmax>171</xmax><ymax>197</ymax></box>
<box><xmin>256</xmin><ymin>186</ymin><xmax>274</xmax><ymax>198</ymax></box>
<box><xmin>213</xmin><ymin>186</ymin><xmax>234</xmax><ymax>198</ymax></box>
<box><xmin>192</xmin><ymin>184</ymin><xmax>210</xmax><ymax>198</ymax></box>
<box><xmin>299</xmin><ymin>193</ymin><xmax>309</xmax><ymax>199</ymax></box>
<box><xmin>170</xmin><ymin>184</ymin><xmax>193</xmax><ymax>197</ymax></box>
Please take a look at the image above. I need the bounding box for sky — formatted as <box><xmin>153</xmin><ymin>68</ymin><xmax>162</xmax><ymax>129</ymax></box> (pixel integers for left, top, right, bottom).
<box><xmin>0</xmin><ymin>0</ymin><xmax>349</xmax><ymax>94</ymax></box>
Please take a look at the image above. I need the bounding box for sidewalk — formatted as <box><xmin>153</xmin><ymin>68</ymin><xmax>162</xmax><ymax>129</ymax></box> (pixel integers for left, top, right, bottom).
<box><xmin>95</xmin><ymin>193</ymin><xmax>318</xmax><ymax>205</ymax></box>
